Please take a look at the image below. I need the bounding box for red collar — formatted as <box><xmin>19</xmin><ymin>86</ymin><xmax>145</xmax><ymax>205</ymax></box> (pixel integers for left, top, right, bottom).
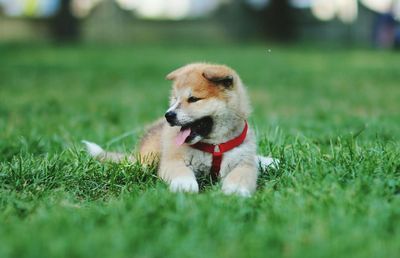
<box><xmin>190</xmin><ymin>121</ymin><xmax>248</xmax><ymax>178</ymax></box>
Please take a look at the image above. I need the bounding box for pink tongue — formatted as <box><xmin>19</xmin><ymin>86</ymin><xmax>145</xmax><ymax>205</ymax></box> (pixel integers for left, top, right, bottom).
<box><xmin>175</xmin><ymin>128</ymin><xmax>191</xmax><ymax>146</ymax></box>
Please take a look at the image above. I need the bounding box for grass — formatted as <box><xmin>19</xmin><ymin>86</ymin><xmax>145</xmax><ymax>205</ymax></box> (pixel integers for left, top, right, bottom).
<box><xmin>0</xmin><ymin>43</ymin><xmax>399</xmax><ymax>258</ymax></box>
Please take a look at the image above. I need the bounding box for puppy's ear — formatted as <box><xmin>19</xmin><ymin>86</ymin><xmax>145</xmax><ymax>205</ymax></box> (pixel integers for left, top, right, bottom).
<box><xmin>166</xmin><ymin>67</ymin><xmax>184</xmax><ymax>80</ymax></box>
<box><xmin>202</xmin><ymin>68</ymin><xmax>234</xmax><ymax>88</ymax></box>
<box><xmin>166</xmin><ymin>71</ymin><xmax>177</xmax><ymax>80</ymax></box>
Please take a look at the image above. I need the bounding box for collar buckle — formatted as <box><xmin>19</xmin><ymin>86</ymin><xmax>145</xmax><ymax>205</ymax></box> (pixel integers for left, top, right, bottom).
<box><xmin>214</xmin><ymin>145</ymin><xmax>222</xmax><ymax>156</ymax></box>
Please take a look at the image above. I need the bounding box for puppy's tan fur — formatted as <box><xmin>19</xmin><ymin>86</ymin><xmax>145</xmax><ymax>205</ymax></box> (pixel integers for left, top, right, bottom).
<box><xmin>85</xmin><ymin>63</ymin><xmax>268</xmax><ymax>196</ymax></box>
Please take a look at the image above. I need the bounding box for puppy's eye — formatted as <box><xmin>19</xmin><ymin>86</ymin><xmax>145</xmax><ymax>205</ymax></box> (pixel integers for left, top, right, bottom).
<box><xmin>187</xmin><ymin>96</ymin><xmax>202</xmax><ymax>103</ymax></box>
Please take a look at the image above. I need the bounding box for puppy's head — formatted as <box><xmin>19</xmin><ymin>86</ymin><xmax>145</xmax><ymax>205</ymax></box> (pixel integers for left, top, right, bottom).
<box><xmin>165</xmin><ymin>63</ymin><xmax>250</xmax><ymax>145</ymax></box>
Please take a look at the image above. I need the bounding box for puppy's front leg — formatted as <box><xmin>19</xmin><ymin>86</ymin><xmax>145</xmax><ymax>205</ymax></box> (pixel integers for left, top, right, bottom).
<box><xmin>159</xmin><ymin>161</ymin><xmax>199</xmax><ymax>193</ymax></box>
<box><xmin>221</xmin><ymin>164</ymin><xmax>258</xmax><ymax>197</ymax></box>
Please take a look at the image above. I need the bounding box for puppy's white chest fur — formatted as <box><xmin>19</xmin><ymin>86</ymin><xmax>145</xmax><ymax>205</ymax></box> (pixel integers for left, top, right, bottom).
<box><xmin>184</xmin><ymin>149</ymin><xmax>212</xmax><ymax>176</ymax></box>
<box><xmin>183</xmin><ymin>130</ymin><xmax>257</xmax><ymax>179</ymax></box>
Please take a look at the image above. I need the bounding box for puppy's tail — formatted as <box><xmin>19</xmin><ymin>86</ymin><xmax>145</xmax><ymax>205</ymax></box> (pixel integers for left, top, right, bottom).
<box><xmin>82</xmin><ymin>140</ymin><xmax>135</xmax><ymax>163</ymax></box>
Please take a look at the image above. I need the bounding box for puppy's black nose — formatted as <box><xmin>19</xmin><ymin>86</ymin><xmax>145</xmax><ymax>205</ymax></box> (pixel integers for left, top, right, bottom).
<box><xmin>165</xmin><ymin>111</ymin><xmax>177</xmax><ymax>124</ymax></box>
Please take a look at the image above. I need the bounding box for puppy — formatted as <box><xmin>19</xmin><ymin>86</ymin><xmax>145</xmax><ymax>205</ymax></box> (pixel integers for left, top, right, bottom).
<box><xmin>83</xmin><ymin>63</ymin><xmax>277</xmax><ymax>197</ymax></box>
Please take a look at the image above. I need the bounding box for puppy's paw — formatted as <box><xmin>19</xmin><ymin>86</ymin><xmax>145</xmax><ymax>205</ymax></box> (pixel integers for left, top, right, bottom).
<box><xmin>256</xmin><ymin>155</ymin><xmax>279</xmax><ymax>171</ymax></box>
<box><xmin>82</xmin><ymin>140</ymin><xmax>104</xmax><ymax>157</ymax></box>
<box><xmin>222</xmin><ymin>183</ymin><xmax>252</xmax><ymax>197</ymax></box>
<box><xmin>170</xmin><ymin>176</ymin><xmax>199</xmax><ymax>193</ymax></box>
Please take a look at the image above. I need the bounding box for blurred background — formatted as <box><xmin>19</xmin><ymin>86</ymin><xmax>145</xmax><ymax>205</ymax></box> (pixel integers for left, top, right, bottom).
<box><xmin>0</xmin><ymin>0</ymin><xmax>400</xmax><ymax>47</ymax></box>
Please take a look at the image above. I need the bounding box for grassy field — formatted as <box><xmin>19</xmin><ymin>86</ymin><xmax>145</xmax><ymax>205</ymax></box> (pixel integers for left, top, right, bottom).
<box><xmin>0</xmin><ymin>43</ymin><xmax>399</xmax><ymax>258</ymax></box>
